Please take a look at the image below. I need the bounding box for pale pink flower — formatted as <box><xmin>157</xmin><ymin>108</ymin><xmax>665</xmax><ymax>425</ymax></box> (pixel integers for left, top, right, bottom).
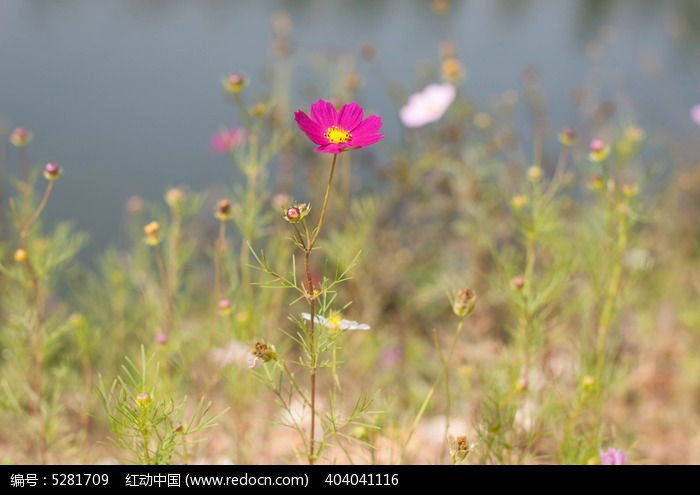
<box><xmin>599</xmin><ymin>448</ymin><xmax>628</xmax><ymax>465</ymax></box>
<box><xmin>399</xmin><ymin>83</ymin><xmax>456</xmax><ymax>128</ymax></box>
<box><xmin>691</xmin><ymin>104</ymin><xmax>700</xmax><ymax>126</ymax></box>
<box><xmin>210</xmin><ymin>127</ymin><xmax>245</xmax><ymax>154</ymax></box>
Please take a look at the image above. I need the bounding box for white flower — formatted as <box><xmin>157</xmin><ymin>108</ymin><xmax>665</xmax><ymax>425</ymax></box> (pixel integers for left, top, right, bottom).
<box><xmin>399</xmin><ymin>83</ymin><xmax>456</xmax><ymax>128</ymax></box>
<box><xmin>209</xmin><ymin>340</ymin><xmax>251</xmax><ymax>368</ymax></box>
<box><xmin>300</xmin><ymin>313</ymin><xmax>370</xmax><ymax>331</ymax></box>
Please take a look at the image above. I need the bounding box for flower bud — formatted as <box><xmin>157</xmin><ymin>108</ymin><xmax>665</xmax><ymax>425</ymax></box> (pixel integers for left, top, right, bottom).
<box><xmin>511</xmin><ymin>194</ymin><xmax>528</xmax><ymax>210</ymax></box>
<box><xmin>215</xmin><ymin>199</ymin><xmax>232</xmax><ymax>221</ymax></box>
<box><xmin>588</xmin><ymin>139</ymin><xmax>610</xmax><ymax>162</ymax></box>
<box><xmin>10</xmin><ymin>128</ymin><xmax>33</xmax><ymax>147</ymax></box>
<box><xmin>527</xmin><ymin>165</ymin><xmax>542</xmax><ymax>181</ymax></box>
<box><xmin>511</xmin><ymin>275</ymin><xmax>525</xmax><ymax>290</ymax></box>
<box><xmin>441</xmin><ymin>58</ymin><xmax>465</xmax><ymax>84</ymax></box>
<box><xmin>452</xmin><ymin>288</ymin><xmax>476</xmax><ymax>318</ymax></box>
<box><xmin>588</xmin><ymin>175</ymin><xmax>604</xmax><ymax>191</ymax></box>
<box><xmin>14</xmin><ymin>248</ymin><xmax>28</xmax><ymax>263</ymax></box>
<box><xmin>165</xmin><ymin>188</ymin><xmax>184</xmax><ymax>210</ymax></box>
<box><xmin>218</xmin><ymin>298</ymin><xmax>233</xmax><ymax>316</ymax></box>
<box><xmin>144</xmin><ymin>221</ymin><xmax>161</xmax><ymax>246</ymax></box>
<box><xmin>283</xmin><ymin>202</ymin><xmax>310</xmax><ymax>223</ymax></box>
<box><xmin>557</xmin><ymin>127</ymin><xmax>575</xmax><ymax>147</ymax></box>
<box><xmin>43</xmin><ymin>163</ymin><xmax>62</xmax><ymax>181</ymax></box>
<box><xmin>135</xmin><ymin>392</ymin><xmax>152</xmax><ymax>408</ymax></box>
<box><xmin>222</xmin><ymin>74</ymin><xmax>248</xmax><ymax>94</ymax></box>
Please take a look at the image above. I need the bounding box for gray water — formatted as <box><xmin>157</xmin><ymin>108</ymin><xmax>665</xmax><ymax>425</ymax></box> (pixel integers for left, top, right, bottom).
<box><xmin>1</xmin><ymin>0</ymin><xmax>699</xmax><ymax>259</ymax></box>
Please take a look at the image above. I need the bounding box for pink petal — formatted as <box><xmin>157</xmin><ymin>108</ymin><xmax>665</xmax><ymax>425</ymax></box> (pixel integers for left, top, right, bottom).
<box><xmin>310</xmin><ymin>99</ymin><xmax>338</xmax><ymax>128</ymax></box>
<box><xmin>294</xmin><ymin>110</ymin><xmax>328</xmax><ymax>145</ymax></box>
<box><xmin>314</xmin><ymin>142</ymin><xmax>344</xmax><ymax>154</ymax></box>
<box><xmin>348</xmin><ymin>115</ymin><xmax>384</xmax><ymax>148</ymax></box>
<box><xmin>337</xmin><ymin>102</ymin><xmax>364</xmax><ymax>130</ymax></box>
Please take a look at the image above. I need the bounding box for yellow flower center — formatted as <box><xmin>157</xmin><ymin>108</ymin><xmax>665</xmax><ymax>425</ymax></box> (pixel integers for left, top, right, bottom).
<box><xmin>325</xmin><ymin>126</ymin><xmax>351</xmax><ymax>144</ymax></box>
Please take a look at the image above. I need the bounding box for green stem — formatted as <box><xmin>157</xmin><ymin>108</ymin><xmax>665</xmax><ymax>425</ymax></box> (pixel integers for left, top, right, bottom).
<box><xmin>154</xmin><ymin>246</ymin><xmax>172</xmax><ymax>338</ymax></box>
<box><xmin>304</xmin><ymin>152</ymin><xmax>339</xmax><ymax>465</ymax></box>
<box><xmin>23</xmin><ymin>180</ymin><xmax>54</xmax><ymax>236</ymax></box>
<box><xmin>310</xmin><ymin>154</ymin><xmax>338</xmax><ymax>249</ymax></box>
<box><xmin>594</xmin><ymin>207</ymin><xmax>627</xmax><ymax>385</ymax></box>
<box><xmin>214</xmin><ymin>220</ymin><xmax>227</xmax><ymax>302</ymax></box>
<box><xmin>404</xmin><ymin>318</ymin><xmax>465</xmax><ymax>462</ymax></box>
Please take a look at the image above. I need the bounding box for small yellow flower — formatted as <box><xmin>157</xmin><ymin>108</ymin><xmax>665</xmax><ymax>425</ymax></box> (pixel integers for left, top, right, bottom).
<box><xmin>14</xmin><ymin>248</ymin><xmax>28</xmax><ymax>263</ymax></box>
<box><xmin>441</xmin><ymin>58</ymin><xmax>466</xmax><ymax>84</ymax></box>
<box><xmin>622</xmin><ymin>183</ymin><xmax>639</xmax><ymax>197</ymax></box>
<box><xmin>144</xmin><ymin>221</ymin><xmax>161</xmax><ymax>246</ymax></box>
<box><xmin>624</xmin><ymin>125</ymin><xmax>645</xmax><ymax>143</ymax></box>
<box><xmin>250</xmin><ymin>102</ymin><xmax>268</xmax><ymax>117</ymax></box>
<box><xmin>527</xmin><ymin>165</ymin><xmax>542</xmax><ymax>181</ymax></box>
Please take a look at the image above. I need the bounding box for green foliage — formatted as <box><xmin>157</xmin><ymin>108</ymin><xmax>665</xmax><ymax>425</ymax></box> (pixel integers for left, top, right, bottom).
<box><xmin>99</xmin><ymin>346</ymin><xmax>222</xmax><ymax>465</ymax></box>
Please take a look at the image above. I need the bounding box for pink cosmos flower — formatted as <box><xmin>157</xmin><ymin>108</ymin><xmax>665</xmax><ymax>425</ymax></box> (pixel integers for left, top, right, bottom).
<box><xmin>399</xmin><ymin>83</ymin><xmax>456</xmax><ymax>128</ymax></box>
<box><xmin>294</xmin><ymin>99</ymin><xmax>384</xmax><ymax>154</ymax></box>
<box><xmin>691</xmin><ymin>104</ymin><xmax>700</xmax><ymax>126</ymax></box>
<box><xmin>599</xmin><ymin>448</ymin><xmax>628</xmax><ymax>465</ymax></box>
<box><xmin>210</xmin><ymin>127</ymin><xmax>245</xmax><ymax>154</ymax></box>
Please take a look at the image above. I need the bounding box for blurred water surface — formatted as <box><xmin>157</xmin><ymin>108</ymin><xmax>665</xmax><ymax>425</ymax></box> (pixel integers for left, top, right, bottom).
<box><xmin>1</xmin><ymin>0</ymin><xmax>698</xmax><ymax>257</ymax></box>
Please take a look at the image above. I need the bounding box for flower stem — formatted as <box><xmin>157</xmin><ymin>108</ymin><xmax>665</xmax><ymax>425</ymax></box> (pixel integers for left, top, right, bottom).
<box><xmin>214</xmin><ymin>219</ymin><xmax>227</xmax><ymax>302</ymax></box>
<box><xmin>310</xmin><ymin>154</ymin><xmax>338</xmax><ymax>249</ymax></box>
<box><xmin>304</xmin><ymin>153</ymin><xmax>338</xmax><ymax>465</ymax></box>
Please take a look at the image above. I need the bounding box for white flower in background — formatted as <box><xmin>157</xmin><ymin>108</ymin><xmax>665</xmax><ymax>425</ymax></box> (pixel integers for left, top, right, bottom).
<box><xmin>399</xmin><ymin>83</ymin><xmax>456</xmax><ymax>128</ymax></box>
<box><xmin>209</xmin><ymin>340</ymin><xmax>250</xmax><ymax>368</ymax></box>
<box><xmin>300</xmin><ymin>313</ymin><xmax>370</xmax><ymax>331</ymax></box>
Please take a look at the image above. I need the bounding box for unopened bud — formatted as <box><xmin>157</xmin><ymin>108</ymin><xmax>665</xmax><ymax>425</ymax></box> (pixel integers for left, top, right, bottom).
<box><xmin>135</xmin><ymin>392</ymin><xmax>152</xmax><ymax>408</ymax></box>
<box><xmin>218</xmin><ymin>298</ymin><xmax>233</xmax><ymax>316</ymax></box>
<box><xmin>589</xmin><ymin>139</ymin><xmax>610</xmax><ymax>162</ymax></box>
<box><xmin>558</xmin><ymin>127</ymin><xmax>575</xmax><ymax>147</ymax></box>
<box><xmin>452</xmin><ymin>288</ymin><xmax>476</xmax><ymax>318</ymax></box>
<box><xmin>43</xmin><ymin>163</ymin><xmax>62</xmax><ymax>181</ymax></box>
<box><xmin>10</xmin><ymin>128</ymin><xmax>33</xmax><ymax>147</ymax></box>
<box><xmin>222</xmin><ymin>74</ymin><xmax>248</xmax><ymax>94</ymax></box>
<box><xmin>14</xmin><ymin>248</ymin><xmax>28</xmax><ymax>263</ymax></box>
<box><xmin>215</xmin><ymin>199</ymin><xmax>232</xmax><ymax>221</ymax></box>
